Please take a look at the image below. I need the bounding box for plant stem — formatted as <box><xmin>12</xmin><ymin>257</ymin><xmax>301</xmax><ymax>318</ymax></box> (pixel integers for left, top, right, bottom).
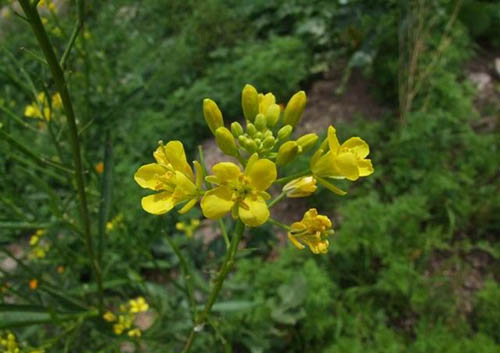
<box><xmin>275</xmin><ymin>170</ymin><xmax>309</xmax><ymax>184</ymax></box>
<box><xmin>181</xmin><ymin>220</ymin><xmax>245</xmax><ymax>353</ymax></box>
<box><xmin>268</xmin><ymin>217</ymin><xmax>290</xmax><ymax>231</ymax></box>
<box><xmin>17</xmin><ymin>0</ymin><xmax>103</xmax><ymax>313</ymax></box>
<box><xmin>218</xmin><ymin>219</ymin><xmax>230</xmax><ymax>249</ymax></box>
<box><xmin>268</xmin><ymin>191</ymin><xmax>286</xmax><ymax>209</ymax></box>
<box><xmin>165</xmin><ymin>234</ymin><xmax>197</xmax><ymax>322</ymax></box>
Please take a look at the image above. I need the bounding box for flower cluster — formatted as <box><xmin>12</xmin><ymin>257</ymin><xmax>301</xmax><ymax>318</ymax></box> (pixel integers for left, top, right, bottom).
<box><xmin>0</xmin><ymin>331</ymin><xmax>43</xmax><ymax>353</ymax></box>
<box><xmin>103</xmin><ymin>297</ymin><xmax>149</xmax><ymax>338</ymax></box>
<box><xmin>28</xmin><ymin>229</ymin><xmax>50</xmax><ymax>260</ymax></box>
<box><xmin>24</xmin><ymin>92</ymin><xmax>62</xmax><ymax>121</ymax></box>
<box><xmin>176</xmin><ymin>218</ymin><xmax>201</xmax><ymax>238</ymax></box>
<box><xmin>135</xmin><ymin>84</ymin><xmax>373</xmax><ymax>253</ymax></box>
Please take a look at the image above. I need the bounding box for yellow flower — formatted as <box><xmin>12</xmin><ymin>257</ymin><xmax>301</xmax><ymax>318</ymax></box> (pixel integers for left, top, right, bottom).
<box><xmin>0</xmin><ymin>331</ymin><xmax>20</xmax><ymax>353</ymax></box>
<box><xmin>113</xmin><ymin>323</ymin><xmax>124</xmax><ymax>335</ymax></box>
<box><xmin>283</xmin><ymin>176</ymin><xmax>317</xmax><ymax>198</ymax></box>
<box><xmin>288</xmin><ymin>208</ymin><xmax>333</xmax><ymax>254</ymax></box>
<box><xmin>201</xmin><ymin>154</ymin><xmax>276</xmax><ymax>227</ymax></box>
<box><xmin>176</xmin><ymin>219</ymin><xmax>201</xmax><ymax>238</ymax></box>
<box><xmin>24</xmin><ymin>92</ymin><xmax>51</xmax><ymax>120</ymax></box>
<box><xmin>94</xmin><ymin>161</ymin><xmax>104</xmax><ymax>174</ymax></box>
<box><xmin>134</xmin><ymin>141</ymin><xmax>203</xmax><ymax>215</ymax></box>
<box><xmin>29</xmin><ymin>278</ymin><xmax>38</xmax><ymax>290</ymax></box>
<box><xmin>103</xmin><ymin>311</ymin><xmax>117</xmax><ymax>322</ymax></box>
<box><xmin>129</xmin><ymin>297</ymin><xmax>149</xmax><ymax>313</ymax></box>
<box><xmin>128</xmin><ymin>328</ymin><xmax>142</xmax><ymax>338</ymax></box>
<box><xmin>311</xmin><ymin>125</ymin><xmax>373</xmax><ymax>181</ymax></box>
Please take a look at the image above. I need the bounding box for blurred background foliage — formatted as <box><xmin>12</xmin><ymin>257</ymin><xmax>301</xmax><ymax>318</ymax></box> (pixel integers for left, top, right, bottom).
<box><xmin>0</xmin><ymin>0</ymin><xmax>499</xmax><ymax>352</ymax></box>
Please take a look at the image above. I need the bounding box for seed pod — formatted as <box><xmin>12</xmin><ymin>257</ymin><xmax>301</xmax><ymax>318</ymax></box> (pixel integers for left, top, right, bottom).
<box><xmin>215</xmin><ymin>127</ymin><xmax>238</xmax><ymax>157</ymax></box>
<box><xmin>296</xmin><ymin>133</ymin><xmax>319</xmax><ymax>152</ymax></box>
<box><xmin>265</xmin><ymin>104</ymin><xmax>281</xmax><ymax>127</ymax></box>
<box><xmin>283</xmin><ymin>91</ymin><xmax>306</xmax><ymax>127</ymax></box>
<box><xmin>254</xmin><ymin>113</ymin><xmax>267</xmax><ymax>131</ymax></box>
<box><xmin>277</xmin><ymin>141</ymin><xmax>299</xmax><ymax>166</ymax></box>
<box><xmin>203</xmin><ymin>98</ymin><xmax>223</xmax><ymax>135</ymax></box>
<box><xmin>231</xmin><ymin>122</ymin><xmax>244</xmax><ymax>137</ymax></box>
<box><xmin>277</xmin><ymin>125</ymin><xmax>293</xmax><ymax>140</ymax></box>
<box><xmin>241</xmin><ymin>84</ymin><xmax>259</xmax><ymax>122</ymax></box>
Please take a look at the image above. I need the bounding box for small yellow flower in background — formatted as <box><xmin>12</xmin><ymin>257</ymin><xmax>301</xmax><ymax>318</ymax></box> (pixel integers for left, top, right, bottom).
<box><xmin>0</xmin><ymin>331</ymin><xmax>20</xmax><ymax>353</ymax></box>
<box><xmin>113</xmin><ymin>323</ymin><xmax>124</xmax><ymax>335</ymax></box>
<box><xmin>103</xmin><ymin>311</ymin><xmax>117</xmax><ymax>322</ymax></box>
<box><xmin>56</xmin><ymin>265</ymin><xmax>65</xmax><ymax>274</ymax></box>
<box><xmin>134</xmin><ymin>141</ymin><xmax>203</xmax><ymax>215</ymax></box>
<box><xmin>283</xmin><ymin>176</ymin><xmax>317</xmax><ymax>198</ymax></box>
<box><xmin>24</xmin><ymin>92</ymin><xmax>62</xmax><ymax>121</ymax></box>
<box><xmin>28</xmin><ymin>229</ymin><xmax>50</xmax><ymax>260</ymax></box>
<box><xmin>29</xmin><ymin>278</ymin><xmax>38</xmax><ymax>290</ymax></box>
<box><xmin>128</xmin><ymin>328</ymin><xmax>142</xmax><ymax>338</ymax></box>
<box><xmin>311</xmin><ymin>125</ymin><xmax>373</xmax><ymax>182</ymax></box>
<box><xmin>201</xmin><ymin>154</ymin><xmax>277</xmax><ymax>227</ymax></box>
<box><xmin>288</xmin><ymin>208</ymin><xmax>333</xmax><ymax>254</ymax></box>
<box><xmin>176</xmin><ymin>219</ymin><xmax>201</xmax><ymax>238</ymax></box>
<box><xmin>106</xmin><ymin>213</ymin><xmax>124</xmax><ymax>232</ymax></box>
<box><xmin>94</xmin><ymin>161</ymin><xmax>104</xmax><ymax>174</ymax></box>
<box><xmin>129</xmin><ymin>297</ymin><xmax>149</xmax><ymax>313</ymax></box>
<box><xmin>83</xmin><ymin>29</ymin><xmax>91</xmax><ymax>39</ymax></box>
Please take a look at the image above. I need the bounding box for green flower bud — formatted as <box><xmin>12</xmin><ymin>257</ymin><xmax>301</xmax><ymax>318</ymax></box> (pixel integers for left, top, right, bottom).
<box><xmin>231</xmin><ymin>122</ymin><xmax>244</xmax><ymax>137</ymax></box>
<box><xmin>264</xmin><ymin>130</ymin><xmax>273</xmax><ymax>138</ymax></box>
<box><xmin>238</xmin><ymin>135</ymin><xmax>248</xmax><ymax>145</ymax></box>
<box><xmin>277</xmin><ymin>125</ymin><xmax>293</xmax><ymax>140</ymax></box>
<box><xmin>255</xmin><ymin>113</ymin><xmax>267</xmax><ymax>131</ymax></box>
<box><xmin>263</xmin><ymin>136</ymin><xmax>276</xmax><ymax>149</ymax></box>
<box><xmin>242</xmin><ymin>84</ymin><xmax>259</xmax><ymax>122</ymax></box>
<box><xmin>283</xmin><ymin>91</ymin><xmax>306</xmax><ymax>127</ymax></box>
<box><xmin>244</xmin><ymin>139</ymin><xmax>258</xmax><ymax>153</ymax></box>
<box><xmin>203</xmin><ymin>98</ymin><xmax>223</xmax><ymax>135</ymax></box>
<box><xmin>215</xmin><ymin>127</ymin><xmax>238</xmax><ymax>157</ymax></box>
<box><xmin>277</xmin><ymin>141</ymin><xmax>299</xmax><ymax>166</ymax></box>
<box><xmin>255</xmin><ymin>132</ymin><xmax>263</xmax><ymax>140</ymax></box>
<box><xmin>265</xmin><ymin>104</ymin><xmax>281</xmax><ymax>127</ymax></box>
<box><xmin>296</xmin><ymin>133</ymin><xmax>319</xmax><ymax>152</ymax></box>
<box><xmin>246</xmin><ymin>123</ymin><xmax>257</xmax><ymax>137</ymax></box>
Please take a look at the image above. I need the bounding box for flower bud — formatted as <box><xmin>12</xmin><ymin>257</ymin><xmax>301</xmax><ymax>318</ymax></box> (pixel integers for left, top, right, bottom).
<box><xmin>254</xmin><ymin>113</ymin><xmax>267</xmax><ymax>131</ymax></box>
<box><xmin>242</xmin><ymin>84</ymin><xmax>259</xmax><ymax>122</ymax></box>
<box><xmin>296</xmin><ymin>133</ymin><xmax>318</xmax><ymax>152</ymax></box>
<box><xmin>231</xmin><ymin>122</ymin><xmax>244</xmax><ymax>137</ymax></box>
<box><xmin>265</xmin><ymin>104</ymin><xmax>281</xmax><ymax>127</ymax></box>
<box><xmin>283</xmin><ymin>176</ymin><xmax>317</xmax><ymax>198</ymax></box>
<box><xmin>277</xmin><ymin>141</ymin><xmax>299</xmax><ymax>166</ymax></box>
<box><xmin>283</xmin><ymin>91</ymin><xmax>306</xmax><ymax>127</ymax></box>
<box><xmin>244</xmin><ymin>138</ymin><xmax>258</xmax><ymax>153</ymax></box>
<box><xmin>215</xmin><ymin>127</ymin><xmax>238</xmax><ymax>157</ymax></box>
<box><xmin>263</xmin><ymin>136</ymin><xmax>276</xmax><ymax>149</ymax></box>
<box><xmin>277</xmin><ymin>125</ymin><xmax>293</xmax><ymax>140</ymax></box>
<box><xmin>203</xmin><ymin>98</ymin><xmax>223</xmax><ymax>135</ymax></box>
<box><xmin>246</xmin><ymin>123</ymin><xmax>257</xmax><ymax>137</ymax></box>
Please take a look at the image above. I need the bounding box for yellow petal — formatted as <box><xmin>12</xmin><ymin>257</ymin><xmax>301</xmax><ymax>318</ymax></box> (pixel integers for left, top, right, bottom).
<box><xmin>153</xmin><ymin>145</ymin><xmax>169</xmax><ymax>166</ymax></box>
<box><xmin>201</xmin><ymin>186</ymin><xmax>235</xmax><ymax>219</ymax></box>
<box><xmin>134</xmin><ymin>163</ymin><xmax>168</xmax><ymax>190</ymax></box>
<box><xmin>247</xmin><ymin>159</ymin><xmax>277</xmax><ymax>191</ymax></box>
<box><xmin>141</xmin><ymin>192</ymin><xmax>175</xmax><ymax>215</ymax></box>
<box><xmin>164</xmin><ymin>141</ymin><xmax>194</xmax><ymax>180</ymax></box>
<box><xmin>212</xmin><ymin>162</ymin><xmax>241</xmax><ymax>183</ymax></box>
<box><xmin>259</xmin><ymin>92</ymin><xmax>276</xmax><ymax>114</ymax></box>
<box><xmin>327</xmin><ymin>126</ymin><xmax>340</xmax><ymax>154</ymax></box>
<box><xmin>288</xmin><ymin>234</ymin><xmax>305</xmax><ymax>250</ymax></box>
<box><xmin>238</xmin><ymin>196</ymin><xmax>269</xmax><ymax>227</ymax></box>
<box><xmin>342</xmin><ymin>137</ymin><xmax>370</xmax><ymax>159</ymax></box>
<box><xmin>174</xmin><ymin>171</ymin><xmax>197</xmax><ymax>196</ymax></box>
<box><xmin>334</xmin><ymin>152</ymin><xmax>359</xmax><ymax>181</ymax></box>
<box><xmin>358</xmin><ymin>159</ymin><xmax>374</xmax><ymax>177</ymax></box>
<box><xmin>193</xmin><ymin>161</ymin><xmax>204</xmax><ymax>187</ymax></box>
<box><xmin>311</xmin><ymin>152</ymin><xmax>335</xmax><ymax>177</ymax></box>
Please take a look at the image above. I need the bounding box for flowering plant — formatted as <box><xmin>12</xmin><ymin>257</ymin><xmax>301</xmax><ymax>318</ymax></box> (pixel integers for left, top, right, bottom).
<box><xmin>134</xmin><ymin>84</ymin><xmax>373</xmax><ymax>351</ymax></box>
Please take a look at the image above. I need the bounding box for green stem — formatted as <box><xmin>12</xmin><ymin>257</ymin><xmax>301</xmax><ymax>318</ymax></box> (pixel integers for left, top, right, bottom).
<box><xmin>59</xmin><ymin>0</ymin><xmax>84</xmax><ymax>69</ymax></box>
<box><xmin>181</xmin><ymin>220</ymin><xmax>245</xmax><ymax>353</ymax></box>
<box><xmin>268</xmin><ymin>217</ymin><xmax>290</xmax><ymax>231</ymax></box>
<box><xmin>17</xmin><ymin>0</ymin><xmax>103</xmax><ymax>313</ymax></box>
<box><xmin>268</xmin><ymin>191</ymin><xmax>286</xmax><ymax>209</ymax></box>
<box><xmin>218</xmin><ymin>219</ymin><xmax>230</xmax><ymax>249</ymax></box>
<box><xmin>275</xmin><ymin>170</ymin><xmax>309</xmax><ymax>184</ymax></box>
<box><xmin>165</xmin><ymin>234</ymin><xmax>197</xmax><ymax>322</ymax></box>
